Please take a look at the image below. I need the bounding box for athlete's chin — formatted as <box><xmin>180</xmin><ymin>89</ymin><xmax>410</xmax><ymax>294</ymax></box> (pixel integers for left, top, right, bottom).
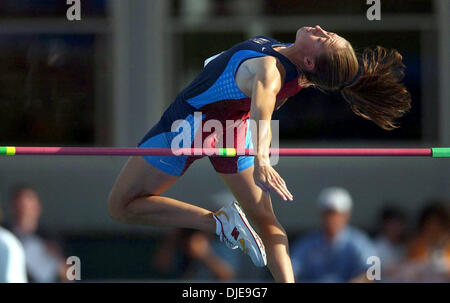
<box><xmin>295</xmin><ymin>27</ymin><xmax>304</xmax><ymax>43</ymax></box>
<box><xmin>296</xmin><ymin>27</ymin><xmax>310</xmax><ymax>42</ymax></box>
<box><xmin>296</xmin><ymin>27</ymin><xmax>305</xmax><ymax>36</ymax></box>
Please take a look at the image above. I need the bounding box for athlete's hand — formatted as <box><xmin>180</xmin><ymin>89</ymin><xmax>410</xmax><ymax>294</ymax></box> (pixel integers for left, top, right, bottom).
<box><xmin>253</xmin><ymin>157</ymin><xmax>293</xmax><ymax>201</ymax></box>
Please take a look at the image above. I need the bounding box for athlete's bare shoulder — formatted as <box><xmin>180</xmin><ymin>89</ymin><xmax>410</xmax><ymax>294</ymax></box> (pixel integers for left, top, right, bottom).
<box><xmin>235</xmin><ymin>56</ymin><xmax>286</xmax><ymax>97</ymax></box>
<box><xmin>244</xmin><ymin>56</ymin><xmax>283</xmax><ymax>76</ymax></box>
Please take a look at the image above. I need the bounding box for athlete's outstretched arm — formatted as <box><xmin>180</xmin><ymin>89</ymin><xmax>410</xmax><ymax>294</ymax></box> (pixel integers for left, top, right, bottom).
<box><xmin>245</xmin><ymin>56</ymin><xmax>293</xmax><ymax>201</ymax></box>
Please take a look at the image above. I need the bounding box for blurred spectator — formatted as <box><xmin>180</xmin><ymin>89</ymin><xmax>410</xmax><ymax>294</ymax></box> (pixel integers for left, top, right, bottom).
<box><xmin>9</xmin><ymin>185</ymin><xmax>69</xmax><ymax>283</ymax></box>
<box><xmin>153</xmin><ymin>228</ymin><xmax>236</xmax><ymax>281</ymax></box>
<box><xmin>290</xmin><ymin>187</ymin><xmax>376</xmax><ymax>282</ymax></box>
<box><xmin>0</xmin><ymin>199</ymin><xmax>27</xmax><ymax>283</ymax></box>
<box><xmin>183</xmin><ymin>229</ymin><xmax>236</xmax><ymax>281</ymax></box>
<box><xmin>402</xmin><ymin>200</ymin><xmax>450</xmax><ymax>282</ymax></box>
<box><xmin>373</xmin><ymin>206</ymin><xmax>408</xmax><ymax>281</ymax></box>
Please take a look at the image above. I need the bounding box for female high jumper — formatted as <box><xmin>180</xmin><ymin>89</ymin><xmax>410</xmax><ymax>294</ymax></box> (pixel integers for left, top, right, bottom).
<box><xmin>108</xmin><ymin>25</ymin><xmax>411</xmax><ymax>282</ymax></box>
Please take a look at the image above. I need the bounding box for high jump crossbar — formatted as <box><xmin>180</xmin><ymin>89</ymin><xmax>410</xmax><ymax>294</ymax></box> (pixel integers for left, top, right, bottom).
<box><xmin>1</xmin><ymin>147</ymin><xmax>450</xmax><ymax>157</ymax></box>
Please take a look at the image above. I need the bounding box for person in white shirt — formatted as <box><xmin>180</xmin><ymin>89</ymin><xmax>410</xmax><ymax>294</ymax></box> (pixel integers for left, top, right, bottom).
<box><xmin>10</xmin><ymin>186</ymin><xmax>67</xmax><ymax>283</ymax></box>
<box><xmin>0</xmin><ymin>202</ymin><xmax>27</xmax><ymax>283</ymax></box>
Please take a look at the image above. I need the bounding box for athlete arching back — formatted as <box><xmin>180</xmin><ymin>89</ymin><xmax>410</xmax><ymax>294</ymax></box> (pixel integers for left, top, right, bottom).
<box><xmin>108</xmin><ymin>25</ymin><xmax>412</xmax><ymax>283</ymax></box>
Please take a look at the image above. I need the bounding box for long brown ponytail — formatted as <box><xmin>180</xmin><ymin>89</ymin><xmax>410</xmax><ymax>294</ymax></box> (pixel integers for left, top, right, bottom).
<box><xmin>341</xmin><ymin>46</ymin><xmax>412</xmax><ymax>130</ymax></box>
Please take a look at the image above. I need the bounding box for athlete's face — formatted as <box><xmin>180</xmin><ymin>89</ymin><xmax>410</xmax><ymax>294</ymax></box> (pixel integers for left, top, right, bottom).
<box><xmin>295</xmin><ymin>25</ymin><xmax>346</xmax><ymax>69</ymax></box>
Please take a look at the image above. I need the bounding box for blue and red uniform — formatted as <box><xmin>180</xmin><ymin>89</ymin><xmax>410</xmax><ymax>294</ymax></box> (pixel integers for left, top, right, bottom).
<box><xmin>138</xmin><ymin>36</ymin><xmax>303</xmax><ymax>176</ymax></box>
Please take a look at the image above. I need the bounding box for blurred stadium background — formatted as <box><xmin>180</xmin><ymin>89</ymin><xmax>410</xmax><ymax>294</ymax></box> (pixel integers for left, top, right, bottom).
<box><xmin>0</xmin><ymin>0</ymin><xmax>448</xmax><ymax>282</ymax></box>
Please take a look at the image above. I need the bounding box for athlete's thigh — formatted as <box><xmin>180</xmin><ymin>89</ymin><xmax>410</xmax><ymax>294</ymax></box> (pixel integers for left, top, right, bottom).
<box><xmin>109</xmin><ymin>156</ymin><xmax>180</xmax><ymax>207</ymax></box>
<box><xmin>218</xmin><ymin>166</ymin><xmax>276</xmax><ymax>223</ymax></box>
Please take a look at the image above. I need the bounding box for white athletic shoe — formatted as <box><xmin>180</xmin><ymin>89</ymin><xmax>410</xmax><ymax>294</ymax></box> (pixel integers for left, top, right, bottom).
<box><xmin>213</xmin><ymin>201</ymin><xmax>267</xmax><ymax>267</ymax></box>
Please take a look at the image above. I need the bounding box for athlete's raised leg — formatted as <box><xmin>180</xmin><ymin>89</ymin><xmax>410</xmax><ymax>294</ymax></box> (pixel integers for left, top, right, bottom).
<box><xmin>218</xmin><ymin>166</ymin><xmax>295</xmax><ymax>283</ymax></box>
<box><xmin>108</xmin><ymin>156</ymin><xmax>215</xmax><ymax>233</ymax></box>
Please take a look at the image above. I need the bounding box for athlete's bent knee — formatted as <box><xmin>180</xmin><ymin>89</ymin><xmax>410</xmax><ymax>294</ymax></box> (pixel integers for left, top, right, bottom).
<box><xmin>107</xmin><ymin>199</ymin><xmax>123</xmax><ymax>223</ymax></box>
<box><xmin>107</xmin><ymin>190</ymin><xmax>132</xmax><ymax>223</ymax></box>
